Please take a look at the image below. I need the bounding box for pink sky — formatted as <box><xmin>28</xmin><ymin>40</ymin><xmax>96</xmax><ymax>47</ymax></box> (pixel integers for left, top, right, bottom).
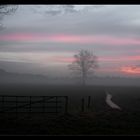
<box><xmin>1</xmin><ymin>33</ymin><xmax>140</xmax><ymax>46</ymax></box>
<box><xmin>121</xmin><ymin>66</ymin><xmax>140</xmax><ymax>74</ymax></box>
<box><xmin>1</xmin><ymin>33</ymin><xmax>140</xmax><ymax>76</ymax></box>
<box><xmin>52</xmin><ymin>55</ymin><xmax>140</xmax><ymax>75</ymax></box>
<box><xmin>1</xmin><ymin>5</ymin><xmax>140</xmax><ymax>78</ymax></box>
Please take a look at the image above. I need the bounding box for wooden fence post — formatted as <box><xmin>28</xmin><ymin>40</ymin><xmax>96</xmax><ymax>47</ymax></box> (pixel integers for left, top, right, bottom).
<box><xmin>29</xmin><ymin>96</ymin><xmax>32</xmax><ymax>113</ymax></box>
<box><xmin>2</xmin><ymin>96</ymin><xmax>4</xmax><ymax>113</ymax></box>
<box><xmin>56</xmin><ymin>96</ymin><xmax>58</xmax><ymax>114</ymax></box>
<box><xmin>87</xmin><ymin>96</ymin><xmax>91</xmax><ymax>110</ymax></box>
<box><xmin>65</xmin><ymin>96</ymin><xmax>68</xmax><ymax>114</ymax></box>
<box><xmin>42</xmin><ymin>96</ymin><xmax>46</xmax><ymax>113</ymax></box>
<box><xmin>81</xmin><ymin>98</ymin><xmax>85</xmax><ymax>112</ymax></box>
<box><xmin>16</xmin><ymin>96</ymin><xmax>18</xmax><ymax>119</ymax></box>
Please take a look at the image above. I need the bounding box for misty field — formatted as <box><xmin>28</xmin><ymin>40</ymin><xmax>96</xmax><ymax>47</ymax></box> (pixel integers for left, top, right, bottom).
<box><xmin>0</xmin><ymin>84</ymin><xmax>140</xmax><ymax>135</ymax></box>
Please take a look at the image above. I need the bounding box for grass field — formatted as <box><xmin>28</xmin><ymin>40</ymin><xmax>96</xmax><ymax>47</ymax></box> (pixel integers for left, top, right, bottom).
<box><xmin>0</xmin><ymin>84</ymin><xmax>140</xmax><ymax>135</ymax></box>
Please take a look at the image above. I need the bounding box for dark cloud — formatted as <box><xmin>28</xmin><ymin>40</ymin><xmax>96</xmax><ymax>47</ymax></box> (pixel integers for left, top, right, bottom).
<box><xmin>31</xmin><ymin>5</ymin><xmax>78</xmax><ymax>16</ymax></box>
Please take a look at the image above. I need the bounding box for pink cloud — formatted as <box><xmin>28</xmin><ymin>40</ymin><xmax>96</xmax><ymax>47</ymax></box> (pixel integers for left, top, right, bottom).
<box><xmin>121</xmin><ymin>66</ymin><xmax>140</xmax><ymax>74</ymax></box>
<box><xmin>1</xmin><ymin>33</ymin><xmax>140</xmax><ymax>46</ymax></box>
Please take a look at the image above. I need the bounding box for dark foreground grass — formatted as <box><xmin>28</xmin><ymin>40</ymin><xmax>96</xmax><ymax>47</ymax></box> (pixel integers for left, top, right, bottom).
<box><xmin>0</xmin><ymin>84</ymin><xmax>140</xmax><ymax>135</ymax></box>
<box><xmin>0</xmin><ymin>110</ymin><xmax>140</xmax><ymax>135</ymax></box>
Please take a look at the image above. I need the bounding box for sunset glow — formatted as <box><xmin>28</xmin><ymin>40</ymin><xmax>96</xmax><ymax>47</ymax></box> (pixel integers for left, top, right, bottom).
<box><xmin>1</xmin><ymin>5</ymin><xmax>140</xmax><ymax>77</ymax></box>
<box><xmin>121</xmin><ymin>66</ymin><xmax>140</xmax><ymax>74</ymax></box>
<box><xmin>1</xmin><ymin>33</ymin><xmax>140</xmax><ymax>46</ymax></box>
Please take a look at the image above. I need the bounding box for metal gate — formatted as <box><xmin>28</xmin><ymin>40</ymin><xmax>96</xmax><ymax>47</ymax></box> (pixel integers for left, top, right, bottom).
<box><xmin>0</xmin><ymin>95</ymin><xmax>68</xmax><ymax>115</ymax></box>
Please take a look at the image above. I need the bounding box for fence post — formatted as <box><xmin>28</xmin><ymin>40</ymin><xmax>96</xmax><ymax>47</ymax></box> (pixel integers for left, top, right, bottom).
<box><xmin>56</xmin><ymin>96</ymin><xmax>58</xmax><ymax>114</ymax></box>
<box><xmin>81</xmin><ymin>98</ymin><xmax>85</xmax><ymax>112</ymax></box>
<box><xmin>42</xmin><ymin>96</ymin><xmax>46</xmax><ymax>113</ymax></box>
<box><xmin>65</xmin><ymin>96</ymin><xmax>68</xmax><ymax>114</ymax></box>
<box><xmin>2</xmin><ymin>96</ymin><xmax>4</xmax><ymax>113</ymax></box>
<box><xmin>16</xmin><ymin>96</ymin><xmax>18</xmax><ymax>119</ymax></box>
<box><xmin>87</xmin><ymin>96</ymin><xmax>91</xmax><ymax>110</ymax></box>
<box><xmin>29</xmin><ymin>96</ymin><xmax>32</xmax><ymax>114</ymax></box>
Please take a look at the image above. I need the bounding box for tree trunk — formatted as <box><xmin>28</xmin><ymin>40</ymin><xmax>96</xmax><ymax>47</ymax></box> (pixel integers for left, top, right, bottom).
<box><xmin>82</xmin><ymin>73</ymin><xmax>86</xmax><ymax>86</ymax></box>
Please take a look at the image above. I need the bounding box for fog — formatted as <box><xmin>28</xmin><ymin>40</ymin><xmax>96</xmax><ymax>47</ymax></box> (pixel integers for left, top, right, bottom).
<box><xmin>1</xmin><ymin>70</ymin><xmax>140</xmax><ymax>86</ymax></box>
<box><xmin>1</xmin><ymin>5</ymin><xmax>140</xmax><ymax>136</ymax></box>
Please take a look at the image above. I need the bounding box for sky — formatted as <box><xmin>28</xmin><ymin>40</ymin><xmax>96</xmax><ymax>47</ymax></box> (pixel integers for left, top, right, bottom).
<box><xmin>0</xmin><ymin>5</ymin><xmax>140</xmax><ymax>77</ymax></box>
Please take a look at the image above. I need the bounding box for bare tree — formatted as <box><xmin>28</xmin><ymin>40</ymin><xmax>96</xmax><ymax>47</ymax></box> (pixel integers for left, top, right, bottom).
<box><xmin>68</xmin><ymin>50</ymin><xmax>98</xmax><ymax>86</ymax></box>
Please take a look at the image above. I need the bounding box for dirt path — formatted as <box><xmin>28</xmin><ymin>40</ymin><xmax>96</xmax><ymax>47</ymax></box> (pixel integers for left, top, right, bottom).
<box><xmin>105</xmin><ymin>91</ymin><xmax>122</xmax><ymax>110</ymax></box>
